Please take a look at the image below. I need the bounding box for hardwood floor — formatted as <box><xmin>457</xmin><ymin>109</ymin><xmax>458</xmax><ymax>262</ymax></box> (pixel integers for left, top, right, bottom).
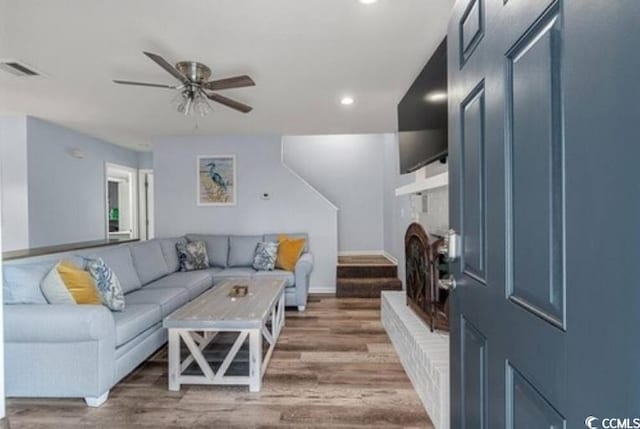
<box><xmin>6</xmin><ymin>295</ymin><xmax>434</xmax><ymax>429</ymax></box>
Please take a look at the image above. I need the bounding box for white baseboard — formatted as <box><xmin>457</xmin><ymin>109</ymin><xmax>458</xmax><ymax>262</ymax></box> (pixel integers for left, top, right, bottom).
<box><xmin>338</xmin><ymin>250</ymin><xmax>385</xmax><ymax>256</ymax></box>
<box><xmin>338</xmin><ymin>250</ymin><xmax>399</xmax><ymax>265</ymax></box>
<box><xmin>383</xmin><ymin>251</ymin><xmax>399</xmax><ymax>265</ymax></box>
<box><xmin>309</xmin><ymin>286</ymin><xmax>336</xmax><ymax>294</ymax></box>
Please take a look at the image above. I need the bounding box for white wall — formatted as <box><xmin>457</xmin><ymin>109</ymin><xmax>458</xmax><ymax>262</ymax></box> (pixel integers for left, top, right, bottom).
<box><xmin>153</xmin><ymin>135</ymin><xmax>338</xmax><ymax>292</ymax></box>
<box><xmin>137</xmin><ymin>151</ymin><xmax>153</xmax><ymax>169</ymax></box>
<box><xmin>0</xmin><ymin>128</ymin><xmax>7</xmax><ymax>422</ymax></box>
<box><xmin>418</xmin><ymin>185</ymin><xmax>449</xmax><ymax>235</ymax></box>
<box><xmin>0</xmin><ymin>116</ymin><xmax>146</xmax><ymax>250</ymax></box>
<box><xmin>26</xmin><ymin>117</ymin><xmax>140</xmax><ymax>247</ymax></box>
<box><xmin>0</xmin><ymin>116</ymin><xmax>29</xmax><ymax>251</ymax></box>
<box><xmin>383</xmin><ymin>133</ymin><xmax>399</xmax><ymax>258</ymax></box>
<box><xmin>283</xmin><ymin>134</ymin><xmax>392</xmax><ymax>252</ymax></box>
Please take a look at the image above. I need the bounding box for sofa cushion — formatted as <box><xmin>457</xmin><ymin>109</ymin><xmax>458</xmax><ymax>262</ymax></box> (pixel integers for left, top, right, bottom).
<box><xmin>176</xmin><ymin>241</ymin><xmax>210</xmax><ymax>271</ymax></box>
<box><xmin>124</xmin><ymin>287</ymin><xmax>189</xmax><ymax>318</ymax></box>
<box><xmin>264</xmin><ymin>233</ymin><xmax>309</xmax><ymax>253</ymax></box>
<box><xmin>41</xmin><ymin>260</ymin><xmax>102</xmax><ymax>305</ymax></box>
<box><xmin>158</xmin><ymin>237</ymin><xmax>187</xmax><ymax>273</ymax></box>
<box><xmin>228</xmin><ymin>235</ymin><xmax>262</xmax><ymax>267</ymax></box>
<box><xmin>212</xmin><ymin>267</ymin><xmax>256</xmax><ymax>284</ymax></box>
<box><xmin>3</xmin><ymin>262</ymin><xmax>52</xmax><ymax>305</ymax></box>
<box><xmin>88</xmin><ymin>247</ymin><xmax>141</xmax><ymax>294</ymax></box>
<box><xmin>3</xmin><ymin>255</ymin><xmax>86</xmax><ymax>305</ymax></box>
<box><xmin>130</xmin><ymin>240</ymin><xmax>170</xmax><ymax>285</ymax></box>
<box><xmin>186</xmin><ymin>234</ymin><xmax>228</xmax><ymax>268</ymax></box>
<box><xmin>252</xmin><ymin>269</ymin><xmax>295</xmax><ymax>288</ymax></box>
<box><xmin>145</xmin><ymin>271</ymin><xmax>214</xmax><ymax>300</ymax></box>
<box><xmin>253</xmin><ymin>241</ymin><xmax>279</xmax><ymax>271</ymax></box>
<box><xmin>112</xmin><ymin>304</ymin><xmax>162</xmax><ymax>347</ymax></box>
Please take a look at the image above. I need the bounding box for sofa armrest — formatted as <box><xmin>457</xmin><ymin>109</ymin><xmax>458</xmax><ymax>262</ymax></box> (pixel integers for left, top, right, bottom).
<box><xmin>295</xmin><ymin>252</ymin><xmax>314</xmax><ymax>277</ymax></box>
<box><xmin>5</xmin><ymin>304</ymin><xmax>115</xmax><ymax>343</ymax></box>
<box><xmin>294</xmin><ymin>253</ymin><xmax>314</xmax><ymax>309</ymax></box>
<box><xmin>4</xmin><ymin>304</ymin><xmax>116</xmax><ymax>400</ymax></box>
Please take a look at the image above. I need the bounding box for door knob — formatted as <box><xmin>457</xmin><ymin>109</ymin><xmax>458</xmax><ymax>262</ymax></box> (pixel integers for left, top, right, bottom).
<box><xmin>437</xmin><ymin>229</ymin><xmax>461</xmax><ymax>261</ymax></box>
<box><xmin>439</xmin><ymin>275</ymin><xmax>457</xmax><ymax>291</ymax></box>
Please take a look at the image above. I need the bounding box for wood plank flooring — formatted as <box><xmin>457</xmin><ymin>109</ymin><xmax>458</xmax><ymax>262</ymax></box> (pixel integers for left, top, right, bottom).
<box><xmin>6</xmin><ymin>295</ymin><xmax>434</xmax><ymax>429</ymax></box>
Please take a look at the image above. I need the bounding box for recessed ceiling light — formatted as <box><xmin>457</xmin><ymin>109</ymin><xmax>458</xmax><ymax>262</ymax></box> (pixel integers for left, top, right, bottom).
<box><xmin>424</xmin><ymin>91</ymin><xmax>447</xmax><ymax>103</ymax></box>
<box><xmin>359</xmin><ymin>0</ymin><xmax>378</xmax><ymax>4</ymax></box>
<box><xmin>341</xmin><ymin>96</ymin><xmax>355</xmax><ymax>106</ymax></box>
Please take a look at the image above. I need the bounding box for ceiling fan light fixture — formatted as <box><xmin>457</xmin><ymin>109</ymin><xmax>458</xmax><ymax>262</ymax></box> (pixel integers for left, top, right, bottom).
<box><xmin>173</xmin><ymin>88</ymin><xmax>213</xmax><ymax>117</ymax></box>
<box><xmin>115</xmin><ymin>52</ymin><xmax>254</xmax><ymax>115</ymax></box>
<box><xmin>193</xmin><ymin>91</ymin><xmax>213</xmax><ymax>117</ymax></box>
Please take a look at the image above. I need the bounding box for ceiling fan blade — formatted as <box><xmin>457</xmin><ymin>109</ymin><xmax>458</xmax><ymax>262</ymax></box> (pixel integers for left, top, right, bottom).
<box><xmin>142</xmin><ymin>51</ymin><xmax>188</xmax><ymax>83</ymax></box>
<box><xmin>205</xmin><ymin>92</ymin><xmax>253</xmax><ymax>113</ymax></box>
<box><xmin>113</xmin><ymin>80</ymin><xmax>175</xmax><ymax>89</ymax></box>
<box><xmin>203</xmin><ymin>75</ymin><xmax>255</xmax><ymax>91</ymax></box>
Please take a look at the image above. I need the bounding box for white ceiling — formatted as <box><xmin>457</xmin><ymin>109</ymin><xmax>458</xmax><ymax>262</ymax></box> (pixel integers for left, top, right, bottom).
<box><xmin>0</xmin><ymin>0</ymin><xmax>453</xmax><ymax>150</ymax></box>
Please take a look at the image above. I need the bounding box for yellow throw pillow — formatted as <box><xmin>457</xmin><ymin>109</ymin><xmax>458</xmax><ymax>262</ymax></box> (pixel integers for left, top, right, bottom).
<box><xmin>41</xmin><ymin>259</ymin><xmax>102</xmax><ymax>305</ymax></box>
<box><xmin>275</xmin><ymin>235</ymin><xmax>306</xmax><ymax>272</ymax></box>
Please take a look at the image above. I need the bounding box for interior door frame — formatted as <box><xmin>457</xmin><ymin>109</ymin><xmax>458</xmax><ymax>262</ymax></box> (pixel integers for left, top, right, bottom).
<box><xmin>138</xmin><ymin>169</ymin><xmax>153</xmax><ymax>241</ymax></box>
<box><xmin>104</xmin><ymin>162</ymin><xmax>138</xmax><ymax>241</ymax></box>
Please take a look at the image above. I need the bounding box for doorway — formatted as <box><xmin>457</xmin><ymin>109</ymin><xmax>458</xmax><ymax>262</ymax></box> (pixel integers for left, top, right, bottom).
<box><xmin>105</xmin><ymin>163</ymin><xmax>138</xmax><ymax>241</ymax></box>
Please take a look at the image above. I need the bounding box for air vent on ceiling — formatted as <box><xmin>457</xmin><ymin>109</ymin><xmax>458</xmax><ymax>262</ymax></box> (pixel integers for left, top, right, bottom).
<box><xmin>0</xmin><ymin>60</ymin><xmax>41</xmax><ymax>77</ymax></box>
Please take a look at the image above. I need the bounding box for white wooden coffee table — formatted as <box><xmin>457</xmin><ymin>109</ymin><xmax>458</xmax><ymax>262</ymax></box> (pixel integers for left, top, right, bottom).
<box><xmin>163</xmin><ymin>278</ymin><xmax>286</xmax><ymax>392</ymax></box>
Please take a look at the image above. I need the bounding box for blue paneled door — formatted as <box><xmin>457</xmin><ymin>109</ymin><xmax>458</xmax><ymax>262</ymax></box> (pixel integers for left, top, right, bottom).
<box><xmin>447</xmin><ymin>0</ymin><xmax>640</xmax><ymax>427</ymax></box>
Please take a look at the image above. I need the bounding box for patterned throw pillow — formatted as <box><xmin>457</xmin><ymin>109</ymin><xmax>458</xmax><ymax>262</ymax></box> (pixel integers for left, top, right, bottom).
<box><xmin>253</xmin><ymin>241</ymin><xmax>279</xmax><ymax>271</ymax></box>
<box><xmin>84</xmin><ymin>257</ymin><xmax>125</xmax><ymax>311</ymax></box>
<box><xmin>41</xmin><ymin>260</ymin><xmax>102</xmax><ymax>305</ymax></box>
<box><xmin>176</xmin><ymin>241</ymin><xmax>210</xmax><ymax>272</ymax></box>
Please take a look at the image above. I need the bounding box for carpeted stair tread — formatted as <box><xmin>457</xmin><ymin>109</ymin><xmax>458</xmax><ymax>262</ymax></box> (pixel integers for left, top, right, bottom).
<box><xmin>337</xmin><ymin>264</ymin><xmax>397</xmax><ymax>279</ymax></box>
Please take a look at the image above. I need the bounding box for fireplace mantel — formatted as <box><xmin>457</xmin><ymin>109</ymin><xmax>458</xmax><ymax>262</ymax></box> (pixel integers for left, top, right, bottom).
<box><xmin>395</xmin><ymin>171</ymin><xmax>448</xmax><ymax>196</ymax></box>
<box><xmin>395</xmin><ymin>164</ymin><xmax>448</xmax><ymax>196</ymax></box>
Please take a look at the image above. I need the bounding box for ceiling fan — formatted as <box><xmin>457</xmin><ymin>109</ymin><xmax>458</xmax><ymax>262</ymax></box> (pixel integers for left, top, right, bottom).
<box><xmin>114</xmin><ymin>51</ymin><xmax>255</xmax><ymax>116</ymax></box>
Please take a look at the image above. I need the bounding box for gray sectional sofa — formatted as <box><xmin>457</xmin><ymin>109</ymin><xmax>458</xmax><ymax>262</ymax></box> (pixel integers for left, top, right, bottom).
<box><xmin>2</xmin><ymin>233</ymin><xmax>313</xmax><ymax>406</ymax></box>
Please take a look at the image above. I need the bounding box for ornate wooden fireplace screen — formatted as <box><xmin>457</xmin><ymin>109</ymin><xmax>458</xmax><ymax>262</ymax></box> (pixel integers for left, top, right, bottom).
<box><xmin>404</xmin><ymin>222</ymin><xmax>449</xmax><ymax>332</ymax></box>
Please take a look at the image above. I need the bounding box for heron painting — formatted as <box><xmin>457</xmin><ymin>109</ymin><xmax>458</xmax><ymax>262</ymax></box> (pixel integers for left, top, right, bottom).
<box><xmin>197</xmin><ymin>155</ymin><xmax>236</xmax><ymax>206</ymax></box>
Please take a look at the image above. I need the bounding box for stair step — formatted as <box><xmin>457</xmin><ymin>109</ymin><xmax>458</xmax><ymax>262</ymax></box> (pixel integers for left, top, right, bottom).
<box><xmin>336</xmin><ymin>277</ymin><xmax>403</xmax><ymax>298</ymax></box>
<box><xmin>337</xmin><ymin>264</ymin><xmax>398</xmax><ymax>279</ymax></box>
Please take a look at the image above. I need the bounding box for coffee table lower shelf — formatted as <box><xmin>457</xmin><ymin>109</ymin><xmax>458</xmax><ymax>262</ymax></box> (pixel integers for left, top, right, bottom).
<box><xmin>167</xmin><ymin>292</ymin><xmax>285</xmax><ymax>393</ymax></box>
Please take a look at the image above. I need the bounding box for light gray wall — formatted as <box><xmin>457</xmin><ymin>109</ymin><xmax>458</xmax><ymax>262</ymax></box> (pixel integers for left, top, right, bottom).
<box><xmin>0</xmin><ymin>116</ymin><xmax>29</xmax><ymax>251</ymax></box>
<box><xmin>283</xmin><ymin>134</ymin><xmax>391</xmax><ymax>252</ymax></box>
<box><xmin>383</xmin><ymin>133</ymin><xmax>399</xmax><ymax>258</ymax></box>
<box><xmin>137</xmin><ymin>151</ymin><xmax>153</xmax><ymax>170</ymax></box>
<box><xmin>26</xmin><ymin>117</ymin><xmax>139</xmax><ymax>247</ymax></box>
<box><xmin>153</xmin><ymin>135</ymin><xmax>338</xmax><ymax>291</ymax></box>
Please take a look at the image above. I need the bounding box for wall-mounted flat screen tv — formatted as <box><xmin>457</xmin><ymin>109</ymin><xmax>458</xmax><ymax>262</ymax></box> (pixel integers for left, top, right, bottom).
<box><xmin>398</xmin><ymin>38</ymin><xmax>448</xmax><ymax>174</ymax></box>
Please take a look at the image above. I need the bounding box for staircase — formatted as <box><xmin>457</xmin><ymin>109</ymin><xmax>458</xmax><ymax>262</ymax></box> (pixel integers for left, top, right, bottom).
<box><xmin>336</xmin><ymin>255</ymin><xmax>403</xmax><ymax>298</ymax></box>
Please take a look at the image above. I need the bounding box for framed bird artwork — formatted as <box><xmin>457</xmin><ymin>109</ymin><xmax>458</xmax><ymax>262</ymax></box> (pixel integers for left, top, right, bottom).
<box><xmin>197</xmin><ymin>155</ymin><xmax>237</xmax><ymax>206</ymax></box>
